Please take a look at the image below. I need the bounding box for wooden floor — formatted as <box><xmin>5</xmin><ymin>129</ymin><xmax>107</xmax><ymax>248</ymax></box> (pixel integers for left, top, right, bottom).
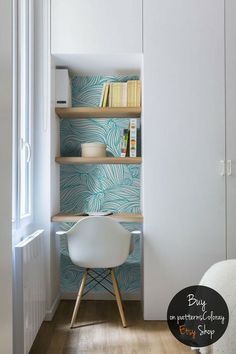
<box><xmin>30</xmin><ymin>300</ymin><xmax>192</xmax><ymax>354</ymax></box>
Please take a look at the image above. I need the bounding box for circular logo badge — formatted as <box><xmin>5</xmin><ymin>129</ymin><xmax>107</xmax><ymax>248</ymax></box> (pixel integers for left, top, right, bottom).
<box><xmin>167</xmin><ymin>285</ymin><xmax>229</xmax><ymax>347</ymax></box>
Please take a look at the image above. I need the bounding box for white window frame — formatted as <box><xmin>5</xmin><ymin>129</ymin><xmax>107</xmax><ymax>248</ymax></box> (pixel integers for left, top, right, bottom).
<box><xmin>12</xmin><ymin>0</ymin><xmax>18</xmax><ymax>226</ymax></box>
<box><xmin>12</xmin><ymin>0</ymin><xmax>34</xmax><ymax>229</ymax></box>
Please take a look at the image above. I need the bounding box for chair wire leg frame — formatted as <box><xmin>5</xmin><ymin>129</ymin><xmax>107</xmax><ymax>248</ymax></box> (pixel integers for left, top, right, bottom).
<box><xmin>70</xmin><ymin>268</ymin><xmax>127</xmax><ymax>328</ymax></box>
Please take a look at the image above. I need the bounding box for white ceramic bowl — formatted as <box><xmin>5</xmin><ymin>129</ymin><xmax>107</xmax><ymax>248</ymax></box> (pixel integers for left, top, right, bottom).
<box><xmin>81</xmin><ymin>142</ymin><xmax>107</xmax><ymax>157</ymax></box>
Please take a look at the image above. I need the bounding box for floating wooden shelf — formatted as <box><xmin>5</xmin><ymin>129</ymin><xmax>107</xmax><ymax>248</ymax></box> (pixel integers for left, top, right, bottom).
<box><xmin>52</xmin><ymin>213</ymin><xmax>143</xmax><ymax>223</ymax></box>
<box><xmin>55</xmin><ymin>107</ymin><xmax>141</xmax><ymax>119</ymax></box>
<box><xmin>55</xmin><ymin>156</ymin><xmax>142</xmax><ymax>165</ymax></box>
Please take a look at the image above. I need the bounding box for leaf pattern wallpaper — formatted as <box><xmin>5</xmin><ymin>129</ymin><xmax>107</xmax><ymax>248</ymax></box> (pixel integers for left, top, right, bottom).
<box><xmin>60</xmin><ymin>76</ymin><xmax>142</xmax><ymax>295</ymax></box>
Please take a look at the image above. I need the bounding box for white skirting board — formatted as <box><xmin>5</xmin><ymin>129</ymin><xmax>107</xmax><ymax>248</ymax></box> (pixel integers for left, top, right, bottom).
<box><xmin>44</xmin><ymin>294</ymin><xmax>61</xmax><ymax>321</ymax></box>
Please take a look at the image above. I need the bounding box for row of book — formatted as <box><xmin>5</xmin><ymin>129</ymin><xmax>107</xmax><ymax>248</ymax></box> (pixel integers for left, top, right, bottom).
<box><xmin>121</xmin><ymin>119</ymin><xmax>139</xmax><ymax>157</ymax></box>
<box><xmin>100</xmin><ymin>80</ymin><xmax>141</xmax><ymax>108</ymax></box>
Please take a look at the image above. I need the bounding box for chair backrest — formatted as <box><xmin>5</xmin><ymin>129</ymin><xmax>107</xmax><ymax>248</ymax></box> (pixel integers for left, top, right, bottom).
<box><xmin>66</xmin><ymin>216</ymin><xmax>131</xmax><ymax>269</ymax></box>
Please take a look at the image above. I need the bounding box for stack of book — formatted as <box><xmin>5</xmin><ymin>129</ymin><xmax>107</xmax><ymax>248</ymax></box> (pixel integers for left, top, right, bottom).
<box><xmin>121</xmin><ymin>119</ymin><xmax>139</xmax><ymax>158</ymax></box>
<box><xmin>99</xmin><ymin>80</ymin><xmax>141</xmax><ymax>108</ymax></box>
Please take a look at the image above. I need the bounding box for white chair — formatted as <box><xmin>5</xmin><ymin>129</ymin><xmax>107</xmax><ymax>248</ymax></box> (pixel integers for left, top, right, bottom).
<box><xmin>57</xmin><ymin>216</ymin><xmax>131</xmax><ymax>328</ymax></box>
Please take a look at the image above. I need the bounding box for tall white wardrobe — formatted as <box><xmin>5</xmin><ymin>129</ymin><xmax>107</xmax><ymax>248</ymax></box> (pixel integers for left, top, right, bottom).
<box><xmin>50</xmin><ymin>0</ymin><xmax>236</xmax><ymax>320</ymax></box>
<box><xmin>143</xmin><ymin>0</ymin><xmax>236</xmax><ymax>319</ymax></box>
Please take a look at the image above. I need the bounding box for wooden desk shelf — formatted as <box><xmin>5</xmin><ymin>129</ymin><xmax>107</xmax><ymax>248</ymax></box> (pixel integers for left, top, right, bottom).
<box><xmin>52</xmin><ymin>213</ymin><xmax>143</xmax><ymax>223</ymax></box>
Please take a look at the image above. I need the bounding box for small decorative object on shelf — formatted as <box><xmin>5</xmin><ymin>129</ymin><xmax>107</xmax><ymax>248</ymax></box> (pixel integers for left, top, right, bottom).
<box><xmin>81</xmin><ymin>142</ymin><xmax>107</xmax><ymax>158</ymax></box>
<box><xmin>55</xmin><ymin>68</ymin><xmax>72</xmax><ymax>108</ymax></box>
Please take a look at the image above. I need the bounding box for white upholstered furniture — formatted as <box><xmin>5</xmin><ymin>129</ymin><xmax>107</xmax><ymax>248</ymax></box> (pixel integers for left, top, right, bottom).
<box><xmin>194</xmin><ymin>260</ymin><xmax>236</xmax><ymax>354</ymax></box>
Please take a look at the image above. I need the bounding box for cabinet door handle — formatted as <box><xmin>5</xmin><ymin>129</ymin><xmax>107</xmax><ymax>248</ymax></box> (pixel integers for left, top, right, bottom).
<box><xmin>227</xmin><ymin>160</ymin><xmax>232</xmax><ymax>176</ymax></box>
<box><xmin>219</xmin><ymin>160</ymin><xmax>225</xmax><ymax>176</ymax></box>
<box><xmin>25</xmin><ymin>142</ymin><xmax>32</xmax><ymax>163</ymax></box>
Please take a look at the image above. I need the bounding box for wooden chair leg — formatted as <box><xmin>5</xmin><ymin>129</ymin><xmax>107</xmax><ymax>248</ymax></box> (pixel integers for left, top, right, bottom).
<box><xmin>111</xmin><ymin>269</ymin><xmax>127</xmax><ymax>328</ymax></box>
<box><xmin>70</xmin><ymin>269</ymin><xmax>88</xmax><ymax>328</ymax></box>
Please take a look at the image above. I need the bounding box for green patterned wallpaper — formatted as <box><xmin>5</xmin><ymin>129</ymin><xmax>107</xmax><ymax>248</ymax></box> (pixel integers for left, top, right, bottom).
<box><xmin>60</xmin><ymin>76</ymin><xmax>141</xmax><ymax>295</ymax></box>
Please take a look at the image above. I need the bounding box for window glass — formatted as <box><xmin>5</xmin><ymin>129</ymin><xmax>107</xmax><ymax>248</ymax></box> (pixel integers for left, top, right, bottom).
<box><xmin>13</xmin><ymin>0</ymin><xmax>33</xmax><ymax>224</ymax></box>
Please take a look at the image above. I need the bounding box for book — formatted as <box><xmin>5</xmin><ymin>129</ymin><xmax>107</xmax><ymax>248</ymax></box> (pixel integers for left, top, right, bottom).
<box><xmin>99</xmin><ymin>83</ymin><xmax>110</xmax><ymax>107</ymax></box>
<box><xmin>127</xmin><ymin>80</ymin><xmax>141</xmax><ymax>107</ymax></box>
<box><xmin>120</xmin><ymin>129</ymin><xmax>129</xmax><ymax>157</ymax></box>
<box><xmin>119</xmin><ymin>83</ymin><xmax>127</xmax><ymax>107</ymax></box>
<box><xmin>135</xmin><ymin>80</ymin><xmax>141</xmax><ymax>107</ymax></box>
<box><xmin>109</xmin><ymin>83</ymin><xmax>113</xmax><ymax>107</ymax></box>
<box><xmin>127</xmin><ymin>81</ymin><xmax>133</xmax><ymax>107</ymax></box>
<box><xmin>110</xmin><ymin>83</ymin><xmax>117</xmax><ymax>107</ymax></box>
<box><xmin>99</xmin><ymin>83</ymin><xmax>106</xmax><ymax>107</ymax></box>
<box><xmin>109</xmin><ymin>82</ymin><xmax>127</xmax><ymax>107</ymax></box>
<box><xmin>129</xmin><ymin>118</ymin><xmax>137</xmax><ymax>157</ymax></box>
<box><xmin>137</xmin><ymin>128</ymin><xmax>141</xmax><ymax>157</ymax></box>
<box><xmin>102</xmin><ymin>83</ymin><xmax>110</xmax><ymax>107</ymax></box>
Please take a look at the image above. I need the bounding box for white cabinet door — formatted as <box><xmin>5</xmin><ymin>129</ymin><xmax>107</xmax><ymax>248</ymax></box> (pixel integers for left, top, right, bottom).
<box><xmin>143</xmin><ymin>0</ymin><xmax>226</xmax><ymax>319</ymax></box>
<box><xmin>226</xmin><ymin>0</ymin><xmax>236</xmax><ymax>259</ymax></box>
<box><xmin>51</xmin><ymin>0</ymin><xmax>142</xmax><ymax>54</ymax></box>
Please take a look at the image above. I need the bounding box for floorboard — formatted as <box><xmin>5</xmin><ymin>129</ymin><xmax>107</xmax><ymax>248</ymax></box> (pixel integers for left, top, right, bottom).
<box><xmin>30</xmin><ymin>300</ymin><xmax>192</xmax><ymax>354</ymax></box>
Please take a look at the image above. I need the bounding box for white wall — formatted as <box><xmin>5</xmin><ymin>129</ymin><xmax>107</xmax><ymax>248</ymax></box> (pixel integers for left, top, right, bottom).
<box><xmin>49</xmin><ymin>57</ymin><xmax>61</xmax><ymax>315</ymax></box>
<box><xmin>51</xmin><ymin>0</ymin><xmax>142</xmax><ymax>54</ymax></box>
<box><xmin>34</xmin><ymin>0</ymin><xmax>60</xmax><ymax>319</ymax></box>
<box><xmin>0</xmin><ymin>0</ymin><xmax>13</xmax><ymax>352</ymax></box>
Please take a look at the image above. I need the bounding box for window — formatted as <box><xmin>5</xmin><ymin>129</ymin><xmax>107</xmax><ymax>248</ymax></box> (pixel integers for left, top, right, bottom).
<box><xmin>12</xmin><ymin>0</ymin><xmax>34</xmax><ymax>226</ymax></box>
